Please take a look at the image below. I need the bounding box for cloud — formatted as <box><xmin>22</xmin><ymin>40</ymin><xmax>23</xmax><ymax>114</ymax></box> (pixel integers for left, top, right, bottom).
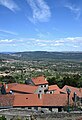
<box><xmin>73</xmin><ymin>45</ymin><xmax>79</xmax><ymax>48</ymax></box>
<box><xmin>65</xmin><ymin>3</ymin><xmax>81</xmax><ymax>19</ymax></box>
<box><xmin>0</xmin><ymin>39</ymin><xmax>13</xmax><ymax>43</ymax></box>
<box><xmin>26</xmin><ymin>0</ymin><xmax>51</xmax><ymax>22</ymax></box>
<box><xmin>32</xmin><ymin>38</ymin><xmax>64</xmax><ymax>47</ymax></box>
<box><xmin>0</xmin><ymin>36</ymin><xmax>82</xmax><ymax>51</ymax></box>
<box><xmin>50</xmin><ymin>43</ymin><xmax>64</xmax><ymax>46</ymax></box>
<box><xmin>0</xmin><ymin>0</ymin><xmax>19</xmax><ymax>12</ymax></box>
<box><xmin>35</xmin><ymin>42</ymin><xmax>47</xmax><ymax>46</ymax></box>
<box><xmin>55</xmin><ymin>40</ymin><xmax>64</xmax><ymax>43</ymax></box>
<box><xmin>0</xmin><ymin>29</ymin><xmax>18</xmax><ymax>35</ymax></box>
<box><xmin>66</xmin><ymin>37</ymin><xmax>82</xmax><ymax>42</ymax></box>
<box><xmin>34</xmin><ymin>36</ymin><xmax>82</xmax><ymax>48</ymax></box>
<box><xmin>0</xmin><ymin>38</ymin><xmax>24</xmax><ymax>44</ymax></box>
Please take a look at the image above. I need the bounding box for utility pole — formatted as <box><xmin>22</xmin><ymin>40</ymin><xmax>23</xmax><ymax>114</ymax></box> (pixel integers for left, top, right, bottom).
<box><xmin>74</xmin><ymin>92</ymin><xmax>77</xmax><ymax>110</ymax></box>
<box><xmin>66</xmin><ymin>88</ymin><xmax>71</xmax><ymax>112</ymax></box>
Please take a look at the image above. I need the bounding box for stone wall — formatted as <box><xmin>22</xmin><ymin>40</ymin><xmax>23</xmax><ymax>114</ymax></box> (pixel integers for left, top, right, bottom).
<box><xmin>34</xmin><ymin>112</ymin><xmax>82</xmax><ymax>120</ymax></box>
<box><xmin>0</xmin><ymin>108</ymin><xmax>82</xmax><ymax>120</ymax></box>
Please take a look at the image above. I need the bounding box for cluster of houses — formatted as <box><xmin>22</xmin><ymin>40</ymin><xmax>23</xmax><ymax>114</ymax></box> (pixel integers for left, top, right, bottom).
<box><xmin>0</xmin><ymin>76</ymin><xmax>82</xmax><ymax>112</ymax></box>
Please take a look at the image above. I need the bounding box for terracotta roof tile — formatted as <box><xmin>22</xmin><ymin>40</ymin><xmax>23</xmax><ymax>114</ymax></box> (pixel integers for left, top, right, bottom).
<box><xmin>32</xmin><ymin>76</ymin><xmax>48</xmax><ymax>85</ymax></box>
<box><xmin>54</xmin><ymin>90</ymin><xmax>60</xmax><ymax>94</ymax></box>
<box><xmin>48</xmin><ymin>85</ymin><xmax>60</xmax><ymax>91</ymax></box>
<box><xmin>13</xmin><ymin>94</ymin><xmax>73</xmax><ymax>107</ymax></box>
<box><xmin>4</xmin><ymin>83</ymin><xmax>18</xmax><ymax>93</ymax></box>
<box><xmin>47</xmin><ymin>85</ymin><xmax>61</xmax><ymax>94</ymax></box>
<box><xmin>43</xmin><ymin>94</ymin><xmax>73</xmax><ymax>106</ymax></box>
<box><xmin>61</xmin><ymin>85</ymin><xmax>82</xmax><ymax>97</ymax></box>
<box><xmin>13</xmin><ymin>94</ymin><xmax>42</xmax><ymax>107</ymax></box>
<box><xmin>0</xmin><ymin>94</ymin><xmax>14</xmax><ymax>107</ymax></box>
<box><xmin>11</xmin><ymin>84</ymin><xmax>38</xmax><ymax>94</ymax></box>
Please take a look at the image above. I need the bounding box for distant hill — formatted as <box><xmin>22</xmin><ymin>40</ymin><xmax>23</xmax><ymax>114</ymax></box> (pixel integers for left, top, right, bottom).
<box><xmin>0</xmin><ymin>51</ymin><xmax>82</xmax><ymax>61</ymax></box>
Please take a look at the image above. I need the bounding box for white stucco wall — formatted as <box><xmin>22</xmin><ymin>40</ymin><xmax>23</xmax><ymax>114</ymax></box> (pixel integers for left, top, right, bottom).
<box><xmin>52</xmin><ymin>108</ymin><xmax>58</xmax><ymax>112</ymax></box>
<box><xmin>35</xmin><ymin>84</ymin><xmax>48</xmax><ymax>94</ymax></box>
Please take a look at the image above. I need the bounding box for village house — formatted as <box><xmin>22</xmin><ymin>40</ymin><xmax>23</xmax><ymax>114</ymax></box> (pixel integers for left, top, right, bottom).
<box><xmin>32</xmin><ymin>76</ymin><xmax>48</xmax><ymax>87</ymax></box>
<box><xmin>1</xmin><ymin>83</ymin><xmax>43</xmax><ymax>95</ymax></box>
<box><xmin>10</xmin><ymin>84</ymin><xmax>38</xmax><ymax>94</ymax></box>
<box><xmin>0</xmin><ymin>94</ymin><xmax>73</xmax><ymax>112</ymax></box>
<box><xmin>25</xmin><ymin>76</ymin><xmax>49</xmax><ymax>94</ymax></box>
<box><xmin>0</xmin><ymin>76</ymin><xmax>82</xmax><ymax>112</ymax></box>
<box><xmin>61</xmin><ymin>85</ymin><xmax>82</xmax><ymax>107</ymax></box>
<box><xmin>61</xmin><ymin>85</ymin><xmax>82</xmax><ymax>97</ymax></box>
<box><xmin>13</xmin><ymin>94</ymin><xmax>73</xmax><ymax>112</ymax></box>
<box><xmin>46</xmin><ymin>85</ymin><xmax>61</xmax><ymax>94</ymax></box>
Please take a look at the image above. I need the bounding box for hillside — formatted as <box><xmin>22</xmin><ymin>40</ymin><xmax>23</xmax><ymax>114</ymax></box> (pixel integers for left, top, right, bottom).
<box><xmin>0</xmin><ymin>51</ymin><xmax>82</xmax><ymax>61</ymax></box>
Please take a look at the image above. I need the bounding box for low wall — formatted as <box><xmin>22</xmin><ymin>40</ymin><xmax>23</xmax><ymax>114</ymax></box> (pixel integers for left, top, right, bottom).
<box><xmin>34</xmin><ymin>112</ymin><xmax>82</xmax><ymax>120</ymax></box>
<box><xmin>0</xmin><ymin>108</ymin><xmax>82</xmax><ymax>120</ymax></box>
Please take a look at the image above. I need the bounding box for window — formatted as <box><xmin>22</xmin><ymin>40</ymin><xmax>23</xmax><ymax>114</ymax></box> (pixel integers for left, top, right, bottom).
<box><xmin>34</xmin><ymin>107</ymin><xmax>38</xmax><ymax>110</ymax></box>
<box><xmin>41</xmin><ymin>85</ymin><xmax>43</xmax><ymax>87</ymax></box>
<box><xmin>39</xmin><ymin>90</ymin><xmax>42</xmax><ymax>93</ymax></box>
<box><xmin>28</xmin><ymin>107</ymin><xmax>31</xmax><ymax>109</ymax></box>
<box><xmin>49</xmin><ymin>108</ymin><xmax>52</xmax><ymax>111</ymax></box>
<box><xmin>44</xmin><ymin>85</ymin><xmax>46</xmax><ymax>87</ymax></box>
<box><xmin>50</xmin><ymin>91</ymin><xmax>52</xmax><ymax>94</ymax></box>
<box><xmin>21</xmin><ymin>107</ymin><xmax>25</xmax><ymax>108</ymax></box>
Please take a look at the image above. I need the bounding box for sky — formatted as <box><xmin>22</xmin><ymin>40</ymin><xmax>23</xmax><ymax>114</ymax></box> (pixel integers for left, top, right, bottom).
<box><xmin>0</xmin><ymin>0</ymin><xmax>82</xmax><ymax>52</ymax></box>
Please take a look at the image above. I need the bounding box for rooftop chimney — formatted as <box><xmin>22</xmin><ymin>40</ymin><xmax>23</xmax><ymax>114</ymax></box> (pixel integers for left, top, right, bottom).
<box><xmin>38</xmin><ymin>94</ymin><xmax>42</xmax><ymax>99</ymax></box>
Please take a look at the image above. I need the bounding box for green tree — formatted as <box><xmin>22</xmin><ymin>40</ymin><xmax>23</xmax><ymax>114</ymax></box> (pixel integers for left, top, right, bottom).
<box><xmin>47</xmin><ymin>77</ymin><xmax>57</xmax><ymax>85</ymax></box>
<box><xmin>0</xmin><ymin>116</ymin><xmax>6</xmax><ymax>120</ymax></box>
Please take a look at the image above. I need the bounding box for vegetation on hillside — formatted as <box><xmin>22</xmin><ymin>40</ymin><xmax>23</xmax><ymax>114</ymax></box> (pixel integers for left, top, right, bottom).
<box><xmin>0</xmin><ymin>52</ymin><xmax>82</xmax><ymax>88</ymax></box>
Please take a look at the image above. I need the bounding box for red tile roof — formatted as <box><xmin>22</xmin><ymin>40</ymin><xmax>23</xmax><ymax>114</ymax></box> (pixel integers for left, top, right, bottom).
<box><xmin>0</xmin><ymin>94</ymin><xmax>14</xmax><ymax>107</ymax></box>
<box><xmin>13</xmin><ymin>94</ymin><xmax>42</xmax><ymax>107</ymax></box>
<box><xmin>13</xmin><ymin>94</ymin><xmax>73</xmax><ymax>107</ymax></box>
<box><xmin>11</xmin><ymin>84</ymin><xmax>38</xmax><ymax>94</ymax></box>
<box><xmin>54</xmin><ymin>90</ymin><xmax>61</xmax><ymax>94</ymax></box>
<box><xmin>61</xmin><ymin>85</ymin><xmax>82</xmax><ymax>97</ymax></box>
<box><xmin>43</xmin><ymin>94</ymin><xmax>73</xmax><ymax>106</ymax></box>
<box><xmin>48</xmin><ymin>85</ymin><xmax>61</xmax><ymax>94</ymax></box>
<box><xmin>4</xmin><ymin>83</ymin><xmax>18</xmax><ymax>93</ymax></box>
<box><xmin>48</xmin><ymin>85</ymin><xmax>59</xmax><ymax>91</ymax></box>
<box><xmin>32</xmin><ymin>76</ymin><xmax>48</xmax><ymax>85</ymax></box>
